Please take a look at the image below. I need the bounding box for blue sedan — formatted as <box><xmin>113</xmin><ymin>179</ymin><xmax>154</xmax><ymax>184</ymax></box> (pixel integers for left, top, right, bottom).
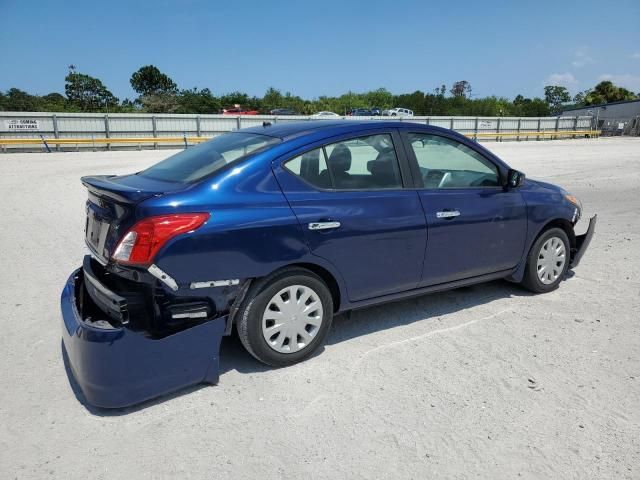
<box><xmin>61</xmin><ymin>121</ymin><xmax>596</xmax><ymax>407</ymax></box>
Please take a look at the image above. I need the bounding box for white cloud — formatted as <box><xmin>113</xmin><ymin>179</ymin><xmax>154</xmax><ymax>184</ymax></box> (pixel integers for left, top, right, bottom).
<box><xmin>571</xmin><ymin>47</ymin><xmax>594</xmax><ymax>67</ymax></box>
<box><xmin>545</xmin><ymin>73</ymin><xmax>578</xmax><ymax>88</ymax></box>
<box><xmin>598</xmin><ymin>74</ymin><xmax>640</xmax><ymax>92</ymax></box>
<box><xmin>631</xmin><ymin>52</ymin><xmax>640</xmax><ymax>60</ymax></box>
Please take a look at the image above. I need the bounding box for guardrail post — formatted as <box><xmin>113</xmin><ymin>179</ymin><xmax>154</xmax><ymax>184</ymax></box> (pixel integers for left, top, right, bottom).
<box><xmin>425</xmin><ymin>117</ymin><xmax>430</xmax><ymax>125</ymax></box>
<box><xmin>573</xmin><ymin>116</ymin><xmax>578</xmax><ymax>139</ymax></box>
<box><xmin>196</xmin><ymin>116</ymin><xmax>201</xmax><ymax>137</ymax></box>
<box><xmin>537</xmin><ymin>118</ymin><xmax>542</xmax><ymax>141</ymax></box>
<box><xmin>104</xmin><ymin>115</ymin><xmax>111</xmax><ymax>151</ymax></box>
<box><xmin>555</xmin><ymin>116</ymin><xmax>560</xmax><ymax>140</ymax></box>
<box><xmin>450</xmin><ymin>117</ymin><xmax>454</xmax><ymax>131</ymax></box>
<box><xmin>152</xmin><ymin>116</ymin><xmax>158</xmax><ymax>149</ymax></box>
<box><xmin>40</xmin><ymin>135</ymin><xmax>51</xmax><ymax>153</ymax></box>
<box><xmin>236</xmin><ymin>116</ymin><xmax>241</xmax><ymax>130</ymax></box>
<box><xmin>474</xmin><ymin>117</ymin><xmax>479</xmax><ymax>141</ymax></box>
<box><xmin>496</xmin><ymin>117</ymin><xmax>501</xmax><ymax>142</ymax></box>
<box><xmin>52</xmin><ymin>114</ymin><xmax>60</xmax><ymax>151</ymax></box>
<box><xmin>516</xmin><ymin>118</ymin><xmax>521</xmax><ymax>141</ymax></box>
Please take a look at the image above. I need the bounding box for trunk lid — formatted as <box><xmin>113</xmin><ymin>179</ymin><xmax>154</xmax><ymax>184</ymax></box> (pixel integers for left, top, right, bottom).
<box><xmin>82</xmin><ymin>174</ymin><xmax>182</xmax><ymax>263</ymax></box>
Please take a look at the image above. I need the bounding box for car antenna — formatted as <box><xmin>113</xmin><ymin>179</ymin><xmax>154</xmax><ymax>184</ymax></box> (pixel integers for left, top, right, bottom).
<box><xmin>263</xmin><ymin>121</ymin><xmax>272</xmax><ymax>127</ymax></box>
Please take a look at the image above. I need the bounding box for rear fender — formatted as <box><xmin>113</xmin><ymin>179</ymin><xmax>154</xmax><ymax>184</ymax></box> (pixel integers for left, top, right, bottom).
<box><xmin>228</xmin><ymin>257</ymin><xmax>349</xmax><ymax>330</ymax></box>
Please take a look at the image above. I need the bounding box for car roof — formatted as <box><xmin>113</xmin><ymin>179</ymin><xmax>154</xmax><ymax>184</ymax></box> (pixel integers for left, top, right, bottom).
<box><xmin>238</xmin><ymin>120</ymin><xmax>456</xmax><ymax>141</ymax></box>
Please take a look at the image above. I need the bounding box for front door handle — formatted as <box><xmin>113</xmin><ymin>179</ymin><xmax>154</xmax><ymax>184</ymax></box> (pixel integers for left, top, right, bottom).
<box><xmin>436</xmin><ymin>210</ymin><xmax>460</xmax><ymax>219</ymax></box>
<box><xmin>308</xmin><ymin>221</ymin><xmax>341</xmax><ymax>230</ymax></box>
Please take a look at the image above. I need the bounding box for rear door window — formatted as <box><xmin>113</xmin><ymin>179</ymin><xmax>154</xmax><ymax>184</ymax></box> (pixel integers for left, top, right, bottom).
<box><xmin>285</xmin><ymin>133</ymin><xmax>403</xmax><ymax>190</ymax></box>
<box><xmin>284</xmin><ymin>148</ymin><xmax>331</xmax><ymax>189</ymax></box>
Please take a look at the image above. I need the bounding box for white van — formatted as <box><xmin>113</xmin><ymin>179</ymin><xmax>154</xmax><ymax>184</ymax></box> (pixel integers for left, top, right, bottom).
<box><xmin>385</xmin><ymin>108</ymin><xmax>414</xmax><ymax>117</ymax></box>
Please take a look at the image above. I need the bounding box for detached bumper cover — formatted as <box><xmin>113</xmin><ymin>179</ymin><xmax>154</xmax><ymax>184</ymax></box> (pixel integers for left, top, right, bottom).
<box><xmin>61</xmin><ymin>269</ymin><xmax>225</xmax><ymax>409</ymax></box>
<box><xmin>571</xmin><ymin>214</ymin><xmax>597</xmax><ymax>268</ymax></box>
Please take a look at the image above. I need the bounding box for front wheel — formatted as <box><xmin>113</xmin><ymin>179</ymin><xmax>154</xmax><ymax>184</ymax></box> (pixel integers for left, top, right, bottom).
<box><xmin>520</xmin><ymin>227</ymin><xmax>570</xmax><ymax>293</ymax></box>
<box><xmin>236</xmin><ymin>268</ymin><xmax>333</xmax><ymax>367</ymax></box>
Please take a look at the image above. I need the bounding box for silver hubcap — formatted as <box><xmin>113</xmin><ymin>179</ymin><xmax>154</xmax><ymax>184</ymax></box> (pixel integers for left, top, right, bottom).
<box><xmin>261</xmin><ymin>285</ymin><xmax>323</xmax><ymax>354</ymax></box>
<box><xmin>536</xmin><ymin>236</ymin><xmax>566</xmax><ymax>285</ymax></box>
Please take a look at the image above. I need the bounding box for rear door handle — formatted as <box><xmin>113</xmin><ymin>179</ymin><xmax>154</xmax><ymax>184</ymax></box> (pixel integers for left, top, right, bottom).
<box><xmin>308</xmin><ymin>221</ymin><xmax>341</xmax><ymax>230</ymax></box>
<box><xmin>436</xmin><ymin>210</ymin><xmax>460</xmax><ymax>219</ymax></box>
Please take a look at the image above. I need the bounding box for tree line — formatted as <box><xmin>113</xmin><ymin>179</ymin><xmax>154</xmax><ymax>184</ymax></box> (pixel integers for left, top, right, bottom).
<box><xmin>1</xmin><ymin>65</ymin><xmax>637</xmax><ymax>116</ymax></box>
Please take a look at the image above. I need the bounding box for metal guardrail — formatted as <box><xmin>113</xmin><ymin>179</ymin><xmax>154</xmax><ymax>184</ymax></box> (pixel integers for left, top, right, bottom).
<box><xmin>469</xmin><ymin>130</ymin><xmax>600</xmax><ymax>139</ymax></box>
<box><xmin>0</xmin><ymin>136</ymin><xmax>204</xmax><ymax>146</ymax></box>
<box><xmin>0</xmin><ymin>130</ymin><xmax>601</xmax><ymax>152</ymax></box>
<box><xmin>0</xmin><ymin>112</ymin><xmax>596</xmax><ymax>152</ymax></box>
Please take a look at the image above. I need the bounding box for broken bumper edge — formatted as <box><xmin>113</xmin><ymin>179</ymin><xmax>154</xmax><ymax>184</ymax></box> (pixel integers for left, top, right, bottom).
<box><xmin>60</xmin><ymin>268</ymin><xmax>226</xmax><ymax>409</ymax></box>
<box><xmin>570</xmin><ymin>214</ymin><xmax>597</xmax><ymax>269</ymax></box>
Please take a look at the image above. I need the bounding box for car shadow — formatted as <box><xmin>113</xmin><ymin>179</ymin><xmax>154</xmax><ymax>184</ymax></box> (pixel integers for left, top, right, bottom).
<box><xmin>327</xmin><ymin>279</ymin><xmax>531</xmax><ymax>346</ymax></box>
<box><xmin>64</xmin><ymin>279</ymin><xmax>534</xmax><ymax>415</ymax></box>
<box><xmin>218</xmin><ymin>279</ymin><xmax>533</xmax><ymax>373</ymax></box>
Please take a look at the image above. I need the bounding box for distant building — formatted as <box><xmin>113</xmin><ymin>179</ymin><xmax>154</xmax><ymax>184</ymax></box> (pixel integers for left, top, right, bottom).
<box><xmin>562</xmin><ymin>99</ymin><xmax>640</xmax><ymax>136</ymax></box>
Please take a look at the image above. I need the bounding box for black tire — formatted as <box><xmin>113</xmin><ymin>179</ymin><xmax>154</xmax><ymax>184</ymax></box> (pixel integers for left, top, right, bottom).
<box><xmin>236</xmin><ymin>267</ymin><xmax>334</xmax><ymax>367</ymax></box>
<box><xmin>520</xmin><ymin>227</ymin><xmax>570</xmax><ymax>293</ymax></box>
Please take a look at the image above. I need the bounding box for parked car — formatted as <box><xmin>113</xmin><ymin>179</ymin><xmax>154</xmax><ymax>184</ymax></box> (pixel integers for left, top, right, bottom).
<box><xmin>385</xmin><ymin>107</ymin><xmax>414</xmax><ymax>117</ymax></box>
<box><xmin>270</xmin><ymin>108</ymin><xmax>298</xmax><ymax>115</ymax></box>
<box><xmin>62</xmin><ymin>120</ymin><xmax>596</xmax><ymax>407</ymax></box>
<box><xmin>370</xmin><ymin>107</ymin><xmax>382</xmax><ymax>116</ymax></box>
<box><xmin>222</xmin><ymin>107</ymin><xmax>259</xmax><ymax>115</ymax></box>
<box><xmin>312</xmin><ymin>111</ymin><xmax>340</xmax><ymax>117</ymax></box>
<box><xmin>348</xmin><ymin>108</ymin><xmax>374</xmax><ymax>116</ymax></box>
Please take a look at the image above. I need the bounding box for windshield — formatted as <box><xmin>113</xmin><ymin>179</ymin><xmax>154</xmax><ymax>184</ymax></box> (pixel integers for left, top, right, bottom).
<box><xmin>139</xmin><ymin>132</ymin><xmax>280</xmax><ymax>183</ymax></box>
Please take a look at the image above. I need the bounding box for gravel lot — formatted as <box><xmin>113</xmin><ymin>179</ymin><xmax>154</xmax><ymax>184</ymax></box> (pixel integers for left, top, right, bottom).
<box><xmin>1</xmin><ymin>138</ymin><xmax>639</xmax><ymax>479</ymax></box>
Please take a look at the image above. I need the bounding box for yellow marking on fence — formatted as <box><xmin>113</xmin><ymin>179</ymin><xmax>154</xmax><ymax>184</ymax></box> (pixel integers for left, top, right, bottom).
<box><xmin>0</xmin><ymin>130</ymin><xmax>600</xmax><ymax>146</ymax></box>
<box><xmin>465</xmin><ymin>130</ymin><xmax>600</xmax><ymax>138</ymax></box>
<box><xmin>0</xmin><ymin>136</ymin><xmax>210</xmax><ymax>145</ymax></box>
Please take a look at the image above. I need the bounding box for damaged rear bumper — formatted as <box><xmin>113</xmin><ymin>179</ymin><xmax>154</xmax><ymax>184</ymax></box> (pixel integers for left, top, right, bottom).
<box><xmin>570</xmin><ymin>214</ymin><xmax>597</xmax><ymax>268</ymax></box>
<box><xmin>60</xmin><ymin>267</ymin><xmax>225</xmax><ymax>409</ymax></box>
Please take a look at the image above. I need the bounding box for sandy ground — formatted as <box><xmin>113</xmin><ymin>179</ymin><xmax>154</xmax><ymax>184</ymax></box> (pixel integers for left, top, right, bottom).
<box><xmin>0</xmin><ymin>137</ymin><xmax>639</xmax><ymax>480</ymax></box>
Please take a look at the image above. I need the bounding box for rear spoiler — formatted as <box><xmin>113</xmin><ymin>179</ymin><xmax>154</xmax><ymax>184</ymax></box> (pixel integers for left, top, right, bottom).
<box><xmin>81</xmin><ymin>175</ymin><xmax>162</xmax><ymax>204</ymax></box>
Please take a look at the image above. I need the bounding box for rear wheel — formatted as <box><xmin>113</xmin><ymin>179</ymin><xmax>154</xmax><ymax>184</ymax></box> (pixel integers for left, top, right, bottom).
<box><xmin>521</xmin><ymin>227</ymin><xmax>570</xmax><ymax>293</ymax></box>
<box><xmin>236</xmin><ymin>268</ymin><xmax>333</xmax><ymax>367</ymax></box>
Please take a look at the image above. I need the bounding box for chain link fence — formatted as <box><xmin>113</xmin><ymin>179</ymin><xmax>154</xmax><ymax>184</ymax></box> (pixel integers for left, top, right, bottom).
<box><xmin>595</xmin><ymin>116</ymin><xmax>640</xmax><ymax>136</ymax></box>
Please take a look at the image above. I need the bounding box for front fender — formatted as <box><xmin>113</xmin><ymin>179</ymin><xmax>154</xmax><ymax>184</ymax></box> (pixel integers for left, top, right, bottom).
<box><xmin>507</xmin><ymin>181</ymin><xmax>581</xmax><ymax>282</ymax></box>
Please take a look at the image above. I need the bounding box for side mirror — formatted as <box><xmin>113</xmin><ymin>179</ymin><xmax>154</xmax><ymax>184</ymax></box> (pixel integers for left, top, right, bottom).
<box><xmin>506</xmin><ymin>169</ymin><xmax>525</xmax><ymax>189</ymax></box>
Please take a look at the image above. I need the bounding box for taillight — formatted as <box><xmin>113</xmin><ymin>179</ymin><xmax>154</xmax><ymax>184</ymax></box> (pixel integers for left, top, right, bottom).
<box><xmin>112</xmin><ymin>213</ymin><xmax>210</xmax><ymax>266</ymax></box>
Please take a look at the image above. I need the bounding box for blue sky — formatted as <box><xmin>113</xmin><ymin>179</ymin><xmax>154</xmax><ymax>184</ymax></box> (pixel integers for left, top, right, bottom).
<box><xmin>1</xmin><ymin>0</ymin><xmax>639</xmax><ymax>100</ymax></box>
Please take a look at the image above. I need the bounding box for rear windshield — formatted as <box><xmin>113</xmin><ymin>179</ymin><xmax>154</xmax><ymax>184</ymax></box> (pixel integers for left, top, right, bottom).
<box><xmin>139</xmin><ymin>132</ymin><xmax>280</xmax><ymax>183</ymax></box>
